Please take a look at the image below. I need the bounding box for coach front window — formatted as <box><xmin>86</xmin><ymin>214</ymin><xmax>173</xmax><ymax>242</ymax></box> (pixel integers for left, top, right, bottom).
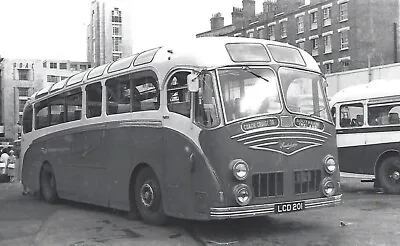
<box><xmin>339</xmin><ymin>103</ymin><xmax>364</xmax><ymax>127</ymax></box>
<box><xmin>279</xmin><ymin>67</ymin><xmax>330</xmax><ymax>122</ymax></box>
<box><xmin>218</xmin><ymin>67</ymin><xmax>281</xmax><ymax>122</ymax></box>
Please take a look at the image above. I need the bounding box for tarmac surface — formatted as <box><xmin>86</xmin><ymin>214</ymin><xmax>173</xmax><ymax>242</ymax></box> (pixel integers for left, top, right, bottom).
<box><xmin>0</xmin><ymin>174</ymin><xmax>399</xmax><ymax>246</ymax></box>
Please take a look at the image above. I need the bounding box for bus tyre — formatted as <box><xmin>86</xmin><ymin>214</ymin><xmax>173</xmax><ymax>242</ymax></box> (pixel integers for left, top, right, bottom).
<box><xmin>134</xmin><ymin>167</ymin><xmax>167</xmax><ymax>226</ymax></box>
<box><xmin>378</xmin><ymin>156</ymin><xmax>400</xmax><ymax>194</ymax></box>
<box><xmin>40</xmin><ymin>164</ymin><xmax>58</xmax><ymax>203</ymax></box>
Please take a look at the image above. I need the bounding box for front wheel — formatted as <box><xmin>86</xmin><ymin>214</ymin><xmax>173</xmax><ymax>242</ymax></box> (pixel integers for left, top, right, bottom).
<box><xmin>134</xmin><ymin>167</ymin><xmax>167</xmax><ymax>225</ymax></box>
<box><xmin>378</xmin><ymin>156</ymin><xmax>400</xmax><ymax>194</ymax></box>
<box><xmin>40</xmin><ymin>164</ymin><xmax>58</xmax><ymax>203</ymax></box>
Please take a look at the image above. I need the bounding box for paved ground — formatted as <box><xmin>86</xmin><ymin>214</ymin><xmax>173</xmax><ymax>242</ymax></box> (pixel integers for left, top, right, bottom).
<box><xmin>0</xmin><ymin>176</ymin><xmax>399</xmax><ymax>246</ymax></box>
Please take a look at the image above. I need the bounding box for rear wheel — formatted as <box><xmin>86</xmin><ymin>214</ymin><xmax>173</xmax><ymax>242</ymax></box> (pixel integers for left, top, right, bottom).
<box><xmin>134</xmin><ymin>167</ymin><xmax>167</xmax><ymax>225</ymax></box>
<box><xmin>378</xmin><ymin>156</ymin><xmax>400</xmax><ymax>194</ymax></box>
<box><xmin>40</xmin><ymin>164</ymin><xmax>58</xmax><ymax>203</ymax></box>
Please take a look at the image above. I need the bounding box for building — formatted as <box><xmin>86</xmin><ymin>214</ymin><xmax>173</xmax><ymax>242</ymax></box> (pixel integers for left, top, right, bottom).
<box><xmin>197</xmin><ymin>0</ymin><xmax>400</xmax><ymax>74</ymax></box>
<box><xmin>87</xmin><ymin>0</ymin><xmax>133</xmax><ymax>67</ymax></box>
<box><xmin>0</xmin><ymin>58</ymin><xmax>89</xmax><ymax>140</ymax></box>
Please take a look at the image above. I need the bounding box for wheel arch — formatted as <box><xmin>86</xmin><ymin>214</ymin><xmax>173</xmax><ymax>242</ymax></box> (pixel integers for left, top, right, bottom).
<box><xmin>128</xmin><ymin>162</ymin><xmax>154</xmax><ymax>215</ymax></box>
<box><xmin>374</xmin><ymin>150</ymin><xmax>400</xmax><ymax>180</ymax></box>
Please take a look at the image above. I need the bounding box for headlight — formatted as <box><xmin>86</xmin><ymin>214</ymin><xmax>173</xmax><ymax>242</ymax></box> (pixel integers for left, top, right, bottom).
<box><xmin>233</xmin><ymin>184</ymin><xmax>252</xmax><ymax>206</ymax></box>
<box><xmin>321</xmin><ymin>178</ymin><xmax>336</xmax><ymax>197</ymax></box>
<box><xmin>230</xmin><ymin>159</ymin><xmax>249</xmax><ymax>180</ymax></box>
<box><xmin>323</xmin><ymin>155</ymin><xmax>336</xmax><ymax>174</ymax></box>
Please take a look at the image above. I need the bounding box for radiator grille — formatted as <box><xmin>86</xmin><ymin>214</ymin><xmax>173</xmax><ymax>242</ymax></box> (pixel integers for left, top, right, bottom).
<box><xmin>252</xmin><ymin>172</ymin><xmax>284</xmax><ymax>197</ymax></box>
<box><xmin>294</xmin><ymin>169</ymin><xmax>321</xmax><ymax>194</ymax></box>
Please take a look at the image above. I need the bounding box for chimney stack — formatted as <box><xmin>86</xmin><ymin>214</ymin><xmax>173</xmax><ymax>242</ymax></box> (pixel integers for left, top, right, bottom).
<box><xmin>231</xmin><ymin>7</ymin><xmax>244</xmax><ymax>26</ymax></box>
<box><xmin>210</xmin><ymin>13</ymin><xmax>224</xmax><ymax>30</ymax></box>
<box><xmin>242</xmin><ymin>0</ymin><xmax>256</xmax><ymax>20</ymax></box>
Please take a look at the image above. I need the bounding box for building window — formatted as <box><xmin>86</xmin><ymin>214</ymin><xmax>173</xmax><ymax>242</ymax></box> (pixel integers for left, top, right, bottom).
<box><xmin>112</xmin><ymin>8</ymin><xmax>122</xmax><ymax>23</ymax></box>
<box><xmin>339</xmin><ymin>2</ymin><xmax>348</xmax><ymax>22</ymax></box>
<box><xmin>297</xmin><ymin>16</ymin><xmax>304</xmax><ymax>33</ymax></box>
<box><xmin>112</xmin><ymin>37</ymin><xmax>122</xmax><ymax>52</ymax></box>
<box><xmin>18</xmin><ymin>87</ymin><xmax>29</xmax><ymax>97</ymax></box>
<box><xmin>50</xmin><ymin>62</ymin><xmax>57</xmax><ymax>69</ymax></box>
<box><xmin>324</xmin><ymin>63</ymin><xmax>333</xmax><ymax>74</ymax></box>
<box><xmin>113</xmin><ymin>53</ymin><xmax>122</xmax><ymax>61</ymax></box>
<box><xmin>340</xmin><ymin>31</ymin><xmax>349</xmax><ymax>50</ymax></box>
<box><xmin>59</xmin><ymin>63</ymin><xmax>67</xmax><ymax>69</ymax></box>
<box><xmin>310</xmin><ymin>11</ymin><xmax>318</xmax><ymax>30</ymax></box>
<box><xmin>323</xmin><ymin>7</ymin><xmax>332</xmax><ymax>26</ymax></box>
<box><xmin>268</xmin><ymin>25</ymin><xmax>275</xmax><ymax>41</ymax></box>
<box><xmin>341</xmin><ymin>60</ymin><xmax>350</xmax><ymax>71</ymax></box>
<box><xmin>43</xmin><ymin>61</ymin><xmax>47</xmax><ymax>68</ymax></box>
<box><xmin>18</xmin><ymin>70</ymin><xmax>29</xmax><ymax>81</ymax></box>
<box><xmin>80</xmin><ymin>65</ymin><xmax>87</xmax><ymax>70</ymax></box>
<box><xmin>324</xmin><ymin>35</ymin><xmax>332</xmax><ymax>53</ymax></box>
<box><xmin>247</xmin><ymin>31</ymin><xmax>254</xmax><ymax>38</ymax></box>
<box><xmin>311</xmin><ymin>38</ymin><xmax>319</xmax><ymax>56</ymax></box>
<box><xmin>112</xmin><ymin>25</ymin><xmax>121</xmax><ymax>36</ymax></box>
<box><xmin>19</xmin><ymin>100</ymin><xmax>27</xmax><ymax>112</ymax></box>
<box><xmin>298</xmin><ymin>41</ymin><xmax>305</xmax><ymax>50</ymax></box>
<box><xmin>257</xmin><ymin>28</ymin><xmax>264</xmax><ymax>39</ymax></box>
<box><xmin>47</xmin><ymin>75</ymin><xmax>59</xmax><ymax>83</ymax></box>
<box><xmin>61</xmin><ymin>76</ymin><xmax>68</xmax><ymax>80</ymax></box>
<box><xmin>70</xmin><ymin>64</ymin><xmax>78</xmax><ymax>71</ymax></box>
<box><xmin>280</xmin><ymin>21</ymin><xmax>287</xmax><ymax>38</ymax></box>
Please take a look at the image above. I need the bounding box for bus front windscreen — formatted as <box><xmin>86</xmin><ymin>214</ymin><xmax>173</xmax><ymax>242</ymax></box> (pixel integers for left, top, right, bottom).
<box><xmin>218</xmin><ymin>67</ymin><xmax>282</xmax><ymax>122</ymax></box>
<box><xmin>279</xmin><ymin>67</ymin><xmax>330</xmax><ymax>121</ymax></box>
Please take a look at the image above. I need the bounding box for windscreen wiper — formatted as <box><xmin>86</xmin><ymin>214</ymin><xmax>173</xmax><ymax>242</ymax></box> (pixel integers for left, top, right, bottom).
<box><xmin>241</xmin><ymin>66</ymin><xmax>269</xmax><ymax>83</ymax></box>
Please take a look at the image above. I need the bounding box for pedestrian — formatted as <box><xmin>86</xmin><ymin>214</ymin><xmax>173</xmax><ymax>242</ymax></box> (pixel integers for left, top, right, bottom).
<box><xmin>0</xmin><ymin>148</ymin><xmax>10</xmax><ymax>182</ymax></box>
<box><xmin>8</xmin><ymin>150</ymin><xmax>16</xmax><ymax>182</ymax></box>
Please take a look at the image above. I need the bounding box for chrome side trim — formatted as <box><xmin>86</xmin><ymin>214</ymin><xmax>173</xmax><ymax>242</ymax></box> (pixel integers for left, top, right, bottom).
<box><xmin>209</xmin><ymin>194</ymin><xmax>342</xmax><ymax>219</ymax></box>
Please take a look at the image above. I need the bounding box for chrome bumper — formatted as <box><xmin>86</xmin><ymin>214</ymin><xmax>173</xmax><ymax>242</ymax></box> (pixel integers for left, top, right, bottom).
<box><xmin>210</xmin><ymin>194</ymin><xmax>342</xmax><ymax>219</ymax></box>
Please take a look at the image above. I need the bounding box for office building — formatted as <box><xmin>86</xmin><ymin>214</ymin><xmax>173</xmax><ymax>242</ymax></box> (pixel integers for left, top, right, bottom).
<box><xmin>0</xmin><ymin>58</ymin><xmax>89</xmax><ymax>140</ymax></box>
<box><xmin>87</xmin><ymin>0</ymin><xmax>133</xmax><ymax>67</ymax></box>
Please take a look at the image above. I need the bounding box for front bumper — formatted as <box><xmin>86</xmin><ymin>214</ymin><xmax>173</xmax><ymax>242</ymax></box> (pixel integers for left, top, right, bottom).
<box><xmin>210</xmin><ymin>194</ymin><xmax>342</xmax><ymax>219</ymax></box>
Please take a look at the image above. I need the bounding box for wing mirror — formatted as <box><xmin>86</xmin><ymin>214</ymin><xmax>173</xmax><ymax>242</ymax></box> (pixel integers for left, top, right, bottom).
<box><xmin>187</xmin><ymin>73</ymin><xmax>199</xmax><ymax>93</ymax></box>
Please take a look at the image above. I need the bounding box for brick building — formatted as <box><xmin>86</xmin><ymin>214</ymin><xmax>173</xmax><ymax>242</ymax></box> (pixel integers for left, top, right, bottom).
<box><xmin>196</xmin><ymin>0</ymin><xmax>400</xmax><ymax>74</ymax></box>
<box><xmin>0</xmin><ymin>58</ymin><xmax>89</xmax><ymax>140</ymax></box>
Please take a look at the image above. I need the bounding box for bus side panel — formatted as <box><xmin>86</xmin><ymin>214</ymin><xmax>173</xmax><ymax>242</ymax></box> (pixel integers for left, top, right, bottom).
<box><xmin>162</xmin><ymin>128</ymin><xmax>223</xmax><ymax>220</ymax></box>
<box><xmin>106</xmin><ymin>124</ymin><xmax>165</xmax><ymax>212</ymax></box>
<box><xmin>22</xmin><ymin>139</ymin><xmax>48</xmax><ymax>194</ymax></box>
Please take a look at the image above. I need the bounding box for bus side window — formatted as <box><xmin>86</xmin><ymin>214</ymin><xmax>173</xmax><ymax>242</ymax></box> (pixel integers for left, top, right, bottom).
<box><xmin>86</xmin><ymin>82</ymin><xmax>102</xmax><ymax>118</ymax></box>
<box><xmin>65</xmin><ymin>89</ymin><xmax>82</xmax><ymax>122</ymax></box>
<box><xmin>132</xmin><ymin>73</ymin><xmax>159</xmax><ymax>112</ymax></box>
<box><xmin>167</xmin><ymin>71</ymin><xmax>190</xmax><ymax>118</ymax></box>
<box><xmin>22</xmin><ymin>104</ymin><xmax>33</xmax><ymax>133</ymax></box>
<box><xmin>330</xmin><ymin>107</ymin><xmax>336</xmax><ymax>125</ymax></box>
<box><xmin>340</xmin><ymin>103</ymin><xmax>363</xmax><ymax>127</ymax></box>
<box><xmin>35</xmin><ymin>100</ymin><xmax>49</xmax><ymax>130</ymax></box>
<box><xmin>106</xmin><ymin>74</ymin><xmax>131</xmax><ymax>115</ymax></box>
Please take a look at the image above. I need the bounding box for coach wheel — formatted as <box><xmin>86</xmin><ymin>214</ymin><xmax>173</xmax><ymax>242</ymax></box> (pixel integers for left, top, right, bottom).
<box><xmin>134</xmin><ymin>167</ymin><xmax>167</xmax><ymax>225</ymax></box>
<box><xmin>40</xmin><ymin>164</ymin><xmax>58</xmax><ymax>203</ymax></box>
<box><xmin>378</xmin><ymin>156</ymin><xmax>400</xmax><ymax>194</ymax></box>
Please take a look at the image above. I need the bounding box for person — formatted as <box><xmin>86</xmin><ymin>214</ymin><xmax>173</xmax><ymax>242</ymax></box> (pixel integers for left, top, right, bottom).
<box><xmin>0</xmin><ymin>148</ymin><xmax>10</xmax><ymax>182</ymax></box>
<box><xmin>8</xmin><ymin>150</ymin><xmax>16</xmax><ymax>182</ymax></box>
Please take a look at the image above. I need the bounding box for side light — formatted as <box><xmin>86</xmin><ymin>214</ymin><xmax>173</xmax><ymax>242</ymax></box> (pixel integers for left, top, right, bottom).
<box><xmin>321</xmin><ymin>178</ymin><xmax>336</xmax><ymax>197</ymax></box>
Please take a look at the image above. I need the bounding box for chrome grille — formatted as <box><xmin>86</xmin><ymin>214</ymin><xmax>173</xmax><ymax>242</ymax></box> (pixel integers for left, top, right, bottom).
<box><xmin>294</xmin><ymin>169</ymin><xmax>321</xmax><ymax>194</ymax></box>
<box><xmin>252</xmin><ymin>172</ymin><xmax>284</xmax><ymax>197</ymax></box>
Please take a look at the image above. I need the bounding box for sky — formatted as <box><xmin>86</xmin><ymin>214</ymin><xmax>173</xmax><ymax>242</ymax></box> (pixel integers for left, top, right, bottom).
<box><xmin>0</xmin><ymin>0</ymin><xmax>265</xmax><ymax>61</ymax></box>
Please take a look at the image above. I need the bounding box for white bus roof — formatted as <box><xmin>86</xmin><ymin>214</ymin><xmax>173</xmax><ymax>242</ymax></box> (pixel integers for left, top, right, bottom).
<box><xmin>330</xmin><ymin>79</ymin><xmax>400</xmax><ymax>106</ymax></box>
<box><xmin>28</xmin><ymin>37</ymin><xmax>321</xmax><ymax>102</ymax></box>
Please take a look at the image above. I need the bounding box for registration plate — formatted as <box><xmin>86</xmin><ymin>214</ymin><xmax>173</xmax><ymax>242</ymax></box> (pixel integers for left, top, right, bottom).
<box><xmin>274</xmin><ymin>201</ymin><xmax>305</xmax><ymax>214</ymax></box>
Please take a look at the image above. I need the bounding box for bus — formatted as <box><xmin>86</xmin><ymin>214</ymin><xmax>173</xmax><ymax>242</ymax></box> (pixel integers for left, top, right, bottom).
<box><xmin>21</xmin><ymin>37</ymin><xmax>341</xmax><ymax>225</ymax></box>
<box><xmin>330</xmin><ymin>79</ymin><xmax>400</xmax><ymax>193</ymax></box>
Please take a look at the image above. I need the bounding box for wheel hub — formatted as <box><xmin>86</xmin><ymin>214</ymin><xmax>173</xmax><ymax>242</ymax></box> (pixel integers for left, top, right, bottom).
<box><xmin>391</xmin><ymin>171</ymin><xmax>400</xmax><ymax>181</ymax></box>
<box><xmin>140</xmin><ymin>183</ymin><xmax>154</xmax><ymax>207</ymax></box>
